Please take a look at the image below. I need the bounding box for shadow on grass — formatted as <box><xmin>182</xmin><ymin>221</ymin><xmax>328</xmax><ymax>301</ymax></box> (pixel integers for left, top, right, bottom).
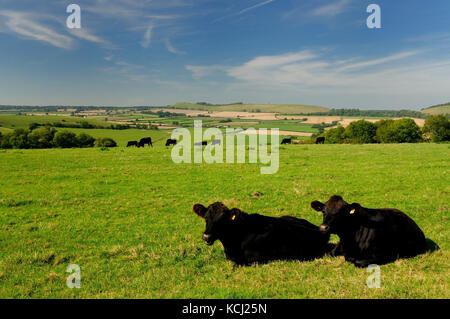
<box><xmin>424</xmin><ymin>238</ymin><xmax>440</xmax><ymax>253</ymax></box>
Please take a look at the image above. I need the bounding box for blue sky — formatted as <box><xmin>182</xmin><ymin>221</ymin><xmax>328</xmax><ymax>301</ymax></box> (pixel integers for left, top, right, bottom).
<box><xmin>0</xmin><ymin>0</ymin><xmax>449</xmax><ymax>109</ymax></box>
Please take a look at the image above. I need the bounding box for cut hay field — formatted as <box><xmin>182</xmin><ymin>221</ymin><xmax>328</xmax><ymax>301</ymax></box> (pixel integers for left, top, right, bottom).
<box><xmin>0</xmin><ymin>143</ymin><xmax>448</xmax><ymax>298</ymax></box>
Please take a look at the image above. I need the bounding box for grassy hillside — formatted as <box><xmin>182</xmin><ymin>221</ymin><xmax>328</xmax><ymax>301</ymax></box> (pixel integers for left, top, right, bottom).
<box><xmin>171</xmin><ymin>102</ymin><xmax>329</xmax><ymax>114</ymax></box>
<box><xmin>421</xmin><ymin>104</ymin><xmax>450</xmax><ymax>115</ymax></box>
<box><xmin>0</xmin><ymin>115</ymin><xmax>111</xmax><ymax>130</ymax></box>
<box><xmin>0</xmin><ymin>144</ymin><xmax>448</xmax><ymax>298</ymax></box>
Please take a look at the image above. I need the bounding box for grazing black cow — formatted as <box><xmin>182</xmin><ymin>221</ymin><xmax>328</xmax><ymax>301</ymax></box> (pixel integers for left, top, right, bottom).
<box><xmin>311</xmin><ymin>195</ymin><xmax>426</xmax><ymax>267</ymax></box>
<box><xmin>138</xmin><ymin>137</ymin><xmax>153</xmax><ymax>148</ymax></box>
<box><xmin>193</xmin><ymin>202</ymin><xmax>330</xmax><ymax>265</ymax></box>
<box><xmin>281</xmin><ymin>138</ymin><xmax>292</xmax><ymax>145</ymax></box>
<box><xmin>211</xmin><ymin>139</ymin><xmax>221</xmax><ymax>146</ymax></box>
<box><xmin>165</xmin><ymin>139</ymin><xmax>177</xmax><ymax>147</ymax></box>
<box><xmin>315</xmin><ymin>137</ymin><xmax>325</xmax><ymax>144</ymax></box>
<box><xmin>127</xmin><ymin>141</ymin><xmax>138</xmax><ymax>147</ymax></box>
<box><xmin>194</xmin><ymin>141</ymin><xmax>208</xmax><ymax>146</ymax></box>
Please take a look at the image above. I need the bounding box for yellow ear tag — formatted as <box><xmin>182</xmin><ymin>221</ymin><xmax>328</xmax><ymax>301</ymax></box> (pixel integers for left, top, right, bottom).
<box><xmin>350</xmin><ymin>209</ymin><xmax>356</xmax><ymax>214</ymax></box>
<box><xmin>231</xmin><ymin>215</ymin><xmax>236</xmax><ymax>221</ymax></box>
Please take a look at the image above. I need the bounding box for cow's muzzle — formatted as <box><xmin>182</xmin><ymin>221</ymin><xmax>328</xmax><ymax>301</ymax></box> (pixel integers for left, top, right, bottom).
<box><xmin>202</xmin><ymin>233</ymin><xmax>214</xmax><ymax>245</ymax></box>
<box><xmin>319</xmin><ymin>224</ymin><xmax>330</xmax><ymax>233</ymax></box>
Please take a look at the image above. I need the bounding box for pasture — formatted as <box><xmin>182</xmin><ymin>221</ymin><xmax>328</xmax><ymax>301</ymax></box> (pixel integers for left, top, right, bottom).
<box><xmin>0</xmin><ymin>143</ymin><xmax>448</xmax><ymax>298</ymax></box>
<box><xmin>421</xmin><ymin>104</ymin><xmax>450</xmax><ymax>116</ymax></box>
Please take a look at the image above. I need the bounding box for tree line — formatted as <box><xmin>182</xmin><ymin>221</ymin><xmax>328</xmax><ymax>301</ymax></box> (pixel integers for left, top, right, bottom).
<box><xmin>320</xmin><ymin>115</ymin><xmax>449</xmax><ymax>144</ymax></box>
<box><xmin>29</xmin><ymin>121</ymin><xmax>130</xmax><ymax>130</ymax></box>
<box><xmin>0</xmin><ymin>126</ymin><xmax>117</xmax><ymax>149</ymax></box>
<box><xmin>300</xmin><ymin>108</ymin><xmax>429</xmax><ymax>118</ymax></box>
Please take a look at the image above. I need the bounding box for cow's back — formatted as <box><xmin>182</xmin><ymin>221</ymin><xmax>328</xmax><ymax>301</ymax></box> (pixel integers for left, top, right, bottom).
<box><xmin>347</xmin><ymin>208</ymin><xmax>426</xmax><ymax>260</ymax></box>
<box><xmin>240</xmin><ymin>214</ymin><xmax>329</xmax><ymax>262</ymax></box>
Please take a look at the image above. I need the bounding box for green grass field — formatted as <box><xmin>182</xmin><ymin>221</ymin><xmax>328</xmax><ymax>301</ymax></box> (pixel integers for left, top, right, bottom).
<box><xmin>421</xmin><ymin>104</ymin><xmax>450</xmax><ymax>115</ymax></box>
<box><xmin>0</xmin><ymin>143</ymin><xmax>448</xmax><ymax>298</ymax></box>
<box><xmin>0</xmin><ymin>115</ymin><xmax>110</xmax><ymax>129</ymax></box>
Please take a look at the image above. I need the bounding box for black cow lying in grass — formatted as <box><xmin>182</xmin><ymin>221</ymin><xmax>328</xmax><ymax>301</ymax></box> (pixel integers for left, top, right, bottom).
<box><xmin>281</xmin><ymin>138</ymin><xmax>292</xmax><ymax>145</ymax></box>
<box><xmin>165</xmin><ymin>138</ymin><xmax>177</xmax><ymax>147</ymax></box>
<box><xmin>193</xmin><ymin>202</ymin><xmax>330</xmax><ymax>265</ymax></box>
<box><xmin>138</xmin><ymin>137</ymin><xmax>152</xmax><ymax>148</ymax></box>
<box><xmin>311</xmin><ymin>195</ymin><xmax>426</xmax><ymax>268</ymax></box>
<box><xmin>127</xmin><ymin>141</ymin><xmax>138</xmax><ymax>147</ymax></box>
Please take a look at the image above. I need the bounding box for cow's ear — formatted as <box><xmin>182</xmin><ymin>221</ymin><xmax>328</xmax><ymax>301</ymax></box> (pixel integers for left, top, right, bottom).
<box><xmin>229</xmin><ymin>208</ymin><xmax>241</xmax><ymax>221</ymax></box>
<box><xmin>311</xmin><ymin>201</ymin><xmax>325</xmax><ymax>212</ymax></box>
<box><xmin>348</xmin><ymin>203</ymin><xmax>361</xmax><ymax>215</ymax></box>
<box><xmin>193</xmin><ymin>204</ymin><xmax>207</xmax><ymax>218</ymax></box>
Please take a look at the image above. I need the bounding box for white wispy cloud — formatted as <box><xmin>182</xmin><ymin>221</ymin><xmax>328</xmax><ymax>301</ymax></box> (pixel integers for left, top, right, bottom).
<box><xmin>214</xmin><ymin>0</ymin><xmax>275</xmax><ymax>22</ymax></box>
<box><xmin>238</xmin><ymin>0</ymin><xmax>275</xmax><ymax>15</ymax></box>
<box><xmin>0</xmin><ymin>10</ymin><xmax>73</xmax><ymax>49</ymax></box>
<box><xmin>165</xmin><ymin>38</ymin><xmax>185</xmax><ymax>54</ymax></box>
<box><xmin>311</xmin><ymin>0</ymin><xmax>352</xmax><ymax>17</ymax></box>
<box><xmin>140</xmin><ymin>24</ymin><xmax>153</xmax><ymax>48</ymax></box>
<box><xmin>335</xmin><ymin>51</ymin><xmax>420</xmax><ymax>72</ymax></box>
<box><xmin>186</xmin><ymin>49</ymin><xmax>450</xmax><ymax>99</ymax></box>
<box><xmin>68</xmin><ymin>28</ymin><xmax>111</xmax><ymax>47</ymax></box>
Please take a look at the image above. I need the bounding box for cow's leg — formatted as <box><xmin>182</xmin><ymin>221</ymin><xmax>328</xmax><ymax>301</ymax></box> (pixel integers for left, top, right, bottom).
<box><xmin>353</xmin><ymin>254</ymin><xmax>396</xmax><ymax>268</ymax></box>
<box><xmin>344</xmin><ymin>254</ymin><xmax>357</xmax><ymax>264</ymax></box>
<box><xmin>243</xmin><ymin>249</ymin><xmax>264</xmax><ymax>265</ymax></box>
<box><xmin>329</xmin><ymin>242</ymin><xmax>344</xmax><ymax>257</ymax></box>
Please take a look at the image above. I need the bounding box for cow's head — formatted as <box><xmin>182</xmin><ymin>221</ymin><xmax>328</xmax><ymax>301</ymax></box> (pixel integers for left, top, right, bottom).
<box><xmin>311</xmin><ymin>195</ymin><xmax>361</xmax><ymax>234</ymax></box>
<box><xmin>193</xmin><ymin>202</ymin><xmax>240</xmax><ymax>245</ymax></box>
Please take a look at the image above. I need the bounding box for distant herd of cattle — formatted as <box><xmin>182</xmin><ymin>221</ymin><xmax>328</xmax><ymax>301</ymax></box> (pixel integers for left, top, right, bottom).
<box><xmin>126</xmin><ymin>137</ymin><xmax>221</xmax><ymax>147</ymax></box>
<box><xmin>127</xmin><ymin>137</ymin><xmax>325</xmax><ymax>147</ymax></box>
<box><xmin>193</xmin><ymin>195</ymin><xmax>428</xmax><ymax>267</ymax></box>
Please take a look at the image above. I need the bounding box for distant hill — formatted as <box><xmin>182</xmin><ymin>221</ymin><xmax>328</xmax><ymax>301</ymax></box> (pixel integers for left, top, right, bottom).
<box><xmin>170</xmin><ymin>102</ymin><xmax>329</xmax><ymax>114</ymax></box>
<box><xmin>0</xmin><ymin>115</ymin><xmax>111</xmax><ymax>130</ymax></box>
<box><xmin>421</xmin><ymin>103</ymin><xmax>450</xmax><ymax>115</ymax></box>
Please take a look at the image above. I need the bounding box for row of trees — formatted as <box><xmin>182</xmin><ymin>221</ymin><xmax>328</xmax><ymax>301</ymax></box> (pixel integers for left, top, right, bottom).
<box><xmin>302</xmin><ymin>108</ymin><xmax>428</xmax><ymax>118</ymax></box>
<box><xmin>0</xmin><ymin>127</ymin><xmax>117</xmax><ymax>149</ymax></box>
<box><xmin>321</xmin><ymin>115</ymin><xmax>449</xmax><ymax>144</ymax></box>
<box><xmin>29</xmin><ymin>121</ymin><xmax>130</xmax><ymax>130</ymax></box>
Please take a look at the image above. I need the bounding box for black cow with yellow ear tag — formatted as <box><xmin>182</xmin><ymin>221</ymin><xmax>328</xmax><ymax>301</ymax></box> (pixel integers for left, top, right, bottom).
<box><xmin>311</xmin><ymin>195</ymin><xmax>427</xmax><ymax>267</ymax></box>
<box><xmin>193</xmin><ymin>202</ymin><xmax>330</xmax><ymax>265</ymax></box>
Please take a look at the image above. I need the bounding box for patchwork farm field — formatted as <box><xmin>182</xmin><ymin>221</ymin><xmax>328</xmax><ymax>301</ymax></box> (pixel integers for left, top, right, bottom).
<box><xmin>0</xmin><ymin>143</ymin><xmax>449</xmax><ymax>298</ymax></box>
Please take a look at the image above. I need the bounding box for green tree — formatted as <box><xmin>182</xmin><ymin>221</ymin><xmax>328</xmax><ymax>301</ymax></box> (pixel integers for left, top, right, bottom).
<box><xmin>77</xmin><ymin>133</ymin><xmax>95</xmax><ymax>148</ymax></box>
<box><xmin>9</xmin><ymin>128</ymin><xmax>30</xmax><ymax>149</ymax></box>
<box><xmin>375</xmin><ymin>119</ymin><xmax>395</xmax><ymax>143</ymax></box>
<box><xmin>375</xmin><ymin>118</ymin><xmax>422</xmax><ymax>143</ymax></box>
<box><xmin>344</xmin><ymin>120</ymin><xmax>377</xmax><ymax>144</ymax></box>
<box><xmin>53</xmin><ymin>130</ymin><xmax>78</xmax><ymax>148</ymax></box>
<box><xmin>94</xmin><ymin>137</ymin><xmax>117</xmax><ymax>148</ymax></box>
<box><xmin>28</xmin><ymin>126</ymin><xmax>57</xmax><ymax>149</ymax></box>
<box><xmin>0</xmin><ymin>132</ymin><xmax>12</xmax><ymax>149</ymax></box>
<box><xmin>423</xmin><ymin>115</ymin><xmax>450</xmax><ymax>142</ymax></box>
<box><xmin>324</xmin><ymin>126</ymin><xmax>345</xmax><ymax>144</ymax></box>
<box><xmin>392</xmin><ymin>119</ymin><xmax>422</xmax><ymax>143</ymax></box>
<box><xmin>29</xmin><ymin>122</ymin><xmax>40</xmax><ymax>131</ymax></box>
